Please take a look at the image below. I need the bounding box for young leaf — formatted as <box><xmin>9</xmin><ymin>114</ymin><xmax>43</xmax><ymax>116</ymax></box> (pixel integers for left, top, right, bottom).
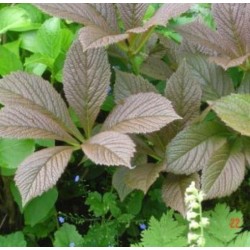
<box><xmin>129</xmin><ymin>4</ymin><xmax>192</xmax><ymax>34</ymax></box>
<box><xmin>211</xmin><ymin>94</ymin><xmax>250</xmax><ymax>136</ymax></box>
<box><xmin>125</xmin><ymin>163</ymin><xmax>164</xmax><ymax>194</ymax></box>
<box><xmin>14</xmin><ymin>146</ymin><xmax>74</xmax><ymax>206</ymax></box>
<box><xmin>117</xmin><ymin>4</ymin><xmax>148</xmax><ymax>30</ymax></box>
<box><xmin>162</xmin><ymin>173</ymin><xmax>199</xmax><ymax>216</ymax></box>
<box><xmin>114</xmin><ymin>69</ymin><xmax>157</xmax><ymax>104</ymax></box>
<box><xmin>166</xmin><ymin>121</ymin><xmax>227</xmax><ymax>175</ymax></box>
<box><xmin>0</xmin><ymin>72</ymin><xmax>81</xmax><ymax>139</ymax></box>
<box><xmin>63</xmin><ymin>39</ymin><xmax>111</xmax><ymax>136</ymax></box>
<box><xmin>201</xmin><ymin>142</ymin><xmax>245</xmax><ymax>199</ymax></box>
<box><xmin>228</xmin><ymin>232</ymin><xmax>250</xmax><ymax>247</ymax></box>
<box><xmin>0</xmin><ymin>45</ymin><xmax>22</xmax><ymax>76</ymax></box>
<box><xmin>165</xmin><ymin>60</ymin><xmax>202</xmax><ymax>126</ymax></box>
<box><xmin>81</xmin><ymin>131</ymin><xmax>136</xmax><ymax>168</ymax></box>
<box><xmin>36</xmin><ymin>17</ymin><xmax>62</xmax><ymax>59</ymax></box>
<box><xmin>103</xmin><ymin>92</ymin><xmax>181</xmax><ymax>134</ymax></box>
<box><xmin>186</xmin><ymin>54</ymin><xmax>234</xmax><ymax>101</ymax></box>
<box><xmin>0</xmin><ymin>106</ymin><xmax>77</xmax><ymax>144</ymax></box>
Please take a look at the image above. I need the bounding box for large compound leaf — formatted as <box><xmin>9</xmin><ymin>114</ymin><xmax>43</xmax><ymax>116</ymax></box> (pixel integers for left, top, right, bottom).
<box><xmin>125</xmin><ymin>163</ymin><xmax>164</xmax><ymax>194</ymax></box>
<box><xmin>162</xmin><ymin>173</ymin><xmax>199</xmax><ymax>216</ymax></box>
<box><xmin>103</xmin><ymin>92</ymin><xmax>181</xmax><ymax>134</ymax></box>
<box><xmin>211</xmin><ymin>94</ymin><xmax>250</xmax><ymax>136</ymax></box>
<box><xmin>0</xmin><ymin>106</ymin><xmax>76</xmax><ymax>144</ymax></box>
<box><xmin>166</xmin><ymin>121</ymin><xmax>227</xmax><ymax>175</ymax></box>
<box><xmin>81</xmin><ymin>131</ymin><xmax>136</xmax><ymax>168</ymax></box>
<box><xmin>202</xmin><ymin>142</ymin><xmax>245</xmax><ymax>199</ymax></box>
<box><xmin>114</xmin><ymin>69</ymin><xmax>157</xmax><ymax>104</ymax></box>
<box><xmin>129</xmin><ymin>4</ymin><xmax>192</xmax><ymax>33</ymax></box>
<box><xmin>0</xmin><ymin>72</ymin><xmax>81</xmax><ymax>139</ymax></box>
<box><xmin>117</xmin><ymin>4</ymin><xmax>148</xmax><ymax>30</ymax></box>
<box><xmin>15</xmin><ymin>146</ymin><xmax>73</xmax><ymax>206</ymax></box>
<box><xmin>63</xmin><ymin>40</ymin><xmax>111</xmax><ymax>136</ymax></box>
<box><xmin>165</xmin><ymin>61</ymin><xmax>202</xmax><ymax>126</ymax></box>
<box><xmin>186</xmin><ymin>55</ymin><xmax>234</xmax><ymax>101</ymax></box>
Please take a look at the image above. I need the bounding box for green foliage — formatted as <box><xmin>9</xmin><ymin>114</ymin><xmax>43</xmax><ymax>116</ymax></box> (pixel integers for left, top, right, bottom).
<box><xmin>53</xmin><ymin>223</ymin><xmax>82</xmax><ymax>247</ymax></box>
<box><xmin>0</xmin><ymin>232</ymin><xmax>26</xmax><ymax>247</ymax></box>
<box><xmin>133</xmin><ymin>211</ymin><xmax>187</xmax><ymax>247</ymax></box>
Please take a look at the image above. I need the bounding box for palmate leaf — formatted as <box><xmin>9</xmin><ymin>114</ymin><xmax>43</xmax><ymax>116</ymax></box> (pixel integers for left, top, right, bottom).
<box><xmin>15</xmin><ymin>146</ymin><xmax>73</xmax><ymax>206</ymax></box>
<box><xmin>162</xmin><ymin>173</ymin><xmax>199</xmax><ymax>216</ymax></box>
<box><xmin>202</xmin><ymin>142</ymin><xmax>245</xmax><ymax>199</ymax></box>
<box><xmin>117</xmin><ymin>4</ymin><xmax>148</xmax><ymax>30</ymax></box>
<box><xmin>211</xmin><ymin>94</ymin><xmax>250</xmax><ymax>136</ymax></box>
<box><xmin>81</xmin><ymin>131</ymin><xmax>136</xmax><ymax>168</ymax></box>
<box><xmin>125</xmin><ymin>163</ymin><xmax>164</xmax><ymax>194</ymax></box>
<box><xmin>0</xmin><ymin>106</ymin><xmax>77</xmax><ymax>144</ymax></box>
<box><xmin>186</xmin><ymin>54</ymin><xmax>234</xmax><ymax>101</ymax></box>
<box><xmin>114</xmin><ymin>69</ymin><xmax>158</xmax><ymax>104</ymax></box>
<box><xmin>165</xmin><ymin>60</ymin><xmax>202</xmax><ymax>126</ymax></box>
<box><xmin>166</xmin><ymin>121</ymin><xmax>227</xmax><ymax>175</ymax></box>
<box><xmin>103</xmin><ymin>92</ymin><xmax>181</xmax><ymax>134</ymax></box>
<box><xmin>0</xmin><ymin>71</ymin><xmax>81</xmax><ymax>140</ymax></box>
<box><xmin>63</xmin><ymin>39</ymin><xmax>111</xmax><ymax>136</ymax></box>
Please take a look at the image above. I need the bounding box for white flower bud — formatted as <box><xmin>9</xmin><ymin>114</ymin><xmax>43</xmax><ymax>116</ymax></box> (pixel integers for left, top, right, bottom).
<box><xmin>187</xmin><ymin>232</ymin><xmax>199</xmax><ymax>244</ymax></box>
<box><xmin>200</xmin><ymin>217</ymin><xmax>209</xmax><ymax>227</ymax></box>
<box><xmin>186</xmin><ymin>211</ymin><xmax>198</xmax><ymax>221</ymax></box>
<box><xmin>189</xmin><ymin>221</ymin><xmax>200</xmax><ymax>229</ymax></box>
<box><xmin>197</xmin><ymin>236</ymin><xmax>205</xmax><ymax>247</ymax></box>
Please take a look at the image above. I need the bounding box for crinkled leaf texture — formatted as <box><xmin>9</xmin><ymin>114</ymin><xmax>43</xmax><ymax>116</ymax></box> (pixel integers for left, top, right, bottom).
<box><xmin>186</xmin><ymin>55</ymin><xmax>234</xmax><ymax>101</ymax></box>
<box><xmin>114</xmin><ymin>69</ymin><xmax>158</xmax><ymax>104</ymax></box>
<box><xmin>177</xmin><ymin>4</ymin><xmax>250</xmax><ymax>69</ymax></box>
<box><xmin>15</xmin><ymin>146</ymin><xmax>73</xmax><ymax>206</ymax></box>
<box><xmin>211</xmin><ymin>94</ymin><xmax>250</xmax><ymax>136</ymax></box>
<box><xmin>0</xmin><ymin>71</ymin><xmax>81</xmax><ymax>140</ymax></box>
<box><xmin>202</xmin><ymin>142</ymin><xmax>245</xmax><ymax>199</ymax></box>
<box><xmin>81</xmin><ymin>131</ymin><xmax>136</xmax><ymax>168</ymax></box>
<box><xmin>165</xmin><ymin>60</ymin><xmax>202</xmax><ymax>126</ymax></box>
<box><xmin>63</xmin><ymin>39</ymin><xmax>111</xmax><ymax>135</ymax></box>
<box><xmin>162</xmin><ymin>173</ymin><xmax>200</xmax><ymax>217</ymax></box>
<box><xmin>166</xmin><ymin>121</ymin><xmax>227</xmax><ymax>175</ymax></box>
<box><xmin>103</xmin><ymin>92</ymin><xmax>181</xmax><ymax>134</ymax></box>
<box><xmin>0</xmin><ymin>106</ymin><xmax>76</xmax><ymax>144</ymax></box>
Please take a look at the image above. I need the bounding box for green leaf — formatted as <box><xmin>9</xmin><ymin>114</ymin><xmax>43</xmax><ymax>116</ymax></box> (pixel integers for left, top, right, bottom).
<box><xmin>166</xmin><ymin>121</ymin><xmax>227</xmax><ymax>174</ymax></box>
<box><xmin>101</xmin><ymin>95</ymin><xmax>115</xmax><ymax>112</ymax></box>
<box><xmin>0</xmin><ymin>139</ymin><xmax>35</xmax><ymax>170</ymax></box>
<box><xmin>134</xmin><ymin>212</ymin><xmax>187</xmax><ymax>247</ymax></box>
<box><xmin>125</xmin><ymin>191</ymin><xmax>144</xmax><ymax>216</ymax></box>
<box><xmin>36</xmin><ymin>17</ymin><xmax>62</xmax><ymax>59</ymax></box>
<box><xmin>0</xmin><ymin>6</ymin><xmax>31</xmax><ymax>34</ymax></box>
<box><xmin>228</xmin><ymin>231</ymin><xmax>250</xmax><ymax>247</ymax></box>
<box><xmin>0</xmin><ymin>232</ymin><xmax>26</xmax><ymax>247</ymax></box>
<box><xmin>206</xmin><ymin>203</ymin><xmax>243</xmax><ymax>244</ymax></box>
<box><xmin>23</xmin><ymin>188</ymin><xmax>58</xmax><ymax>226</ymax></box>
<box><xmin>3</xmin><ymin>40</ymin><xmax>21</xmax><ymax>58</ymax></box>
<box><xmin>211</xmin><ymin>94</ymin><xmax>250</xmax><ymax>136</ymax></box>
<box><xmin>53</xmin><ymin>223</ymin><xmax>82</xmax><ymax>247</ymax></box>
<box><xmin>0</xmin><ymin>45</ymin><xmax>23</xmax><ymax>76</ymax></box>
<box><xmin>238</xmin><ymin>72</ymin><xmax>250</xmax><ymax>93</ymax></box>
